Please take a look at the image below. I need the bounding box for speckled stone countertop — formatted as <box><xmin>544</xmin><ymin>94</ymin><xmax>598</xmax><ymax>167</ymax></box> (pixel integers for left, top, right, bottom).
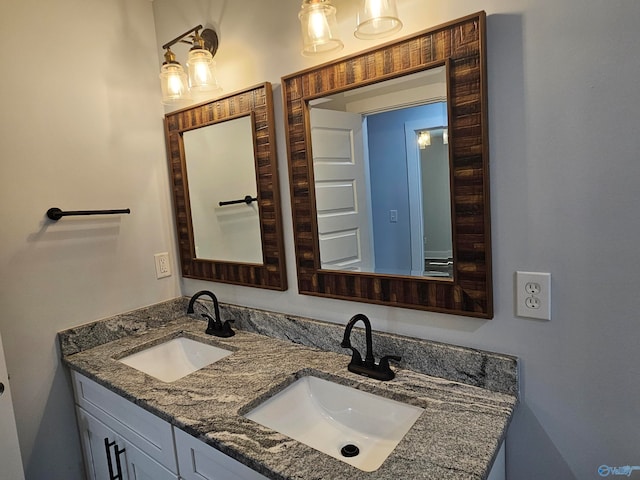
<box><xmin>59</xmin><ymin>298</ymin><xmax>518</xmax><ymax>480</ymax></box>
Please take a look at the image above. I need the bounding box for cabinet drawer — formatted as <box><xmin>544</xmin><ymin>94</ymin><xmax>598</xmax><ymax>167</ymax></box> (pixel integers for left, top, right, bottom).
<box><xmin>72</xmin><ymin>371</ymin><xmax>177</xmax><ymax>474</ymax></box>
<box><xmin>175</xmin><ymin>428</ymin><xmax>269</xmax><ymax>480</ymax></box>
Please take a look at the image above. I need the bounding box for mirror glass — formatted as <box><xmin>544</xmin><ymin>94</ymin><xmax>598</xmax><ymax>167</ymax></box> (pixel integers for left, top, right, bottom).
<box><xmin>183</xmin><ymin>115</ymin><xmax>263</xmax><ymax>263</ymax></box>
<box><xmin>282</xmin><ymin>12</ymin><xmax>492</xmax><ymax>317</ymax></box>
<box><xmin>309</xmin><ymin>68</ymin><xmax>453</xmax><ymax>277</ymax></box>
<box><xmin>164</xmin><ymin>82</ymin><xmax>287</xmax><ymax>291</ymax></box>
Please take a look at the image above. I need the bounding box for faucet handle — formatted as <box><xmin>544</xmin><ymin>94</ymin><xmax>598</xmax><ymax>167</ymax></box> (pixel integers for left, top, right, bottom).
<box><xmin>377</xmin><ymin>355</ymin><xmax>401</xmax><ymax>380</ymax></box>
<box><xmin>202</xmin><ymin>314</ymin><xmax>236</xmax><ymax>337</ymax></box>
<box><xmin>220</xmin><ymin>319</ymin><xmax>236</xmax><ymax>338</ymax></box>
<box><xmin>380</xmin><ymin>355</ymin><xmax>402</xmax><ymax>364</ymax></box>
<box><xmin>202</xmin><ymin>313</ymin><xmax>220</xmax><ymax>334</ymax></box>
<box><xmin>342</xmin><ymin>344</ymin><xmax>365</xmax><ymax>367</ymax></box>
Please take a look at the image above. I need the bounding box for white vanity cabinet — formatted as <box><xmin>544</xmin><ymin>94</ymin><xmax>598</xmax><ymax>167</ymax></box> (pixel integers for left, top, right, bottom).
<box><xmin>72</xmin><ymin>372</ymin><xmax>178</xmax><ymax>479</ymax></box>
<box><xmin>175</xmin><ymin>427</ymin><xmax>268</xmax><ymax>480</ymax></box>
<box><xmin>71</xmin><ymin>372</ymin><xmax>268</xmax><ymax>480</ymax></box>
<box><xmin>71</xmin><ymin>371</ymin><xmax>503</xmax><ymax>480</ymax></box>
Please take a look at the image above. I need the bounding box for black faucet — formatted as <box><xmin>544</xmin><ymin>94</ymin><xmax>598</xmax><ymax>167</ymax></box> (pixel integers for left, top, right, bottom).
<box><xmin>340</xmin><ymin>313</ymin><xmax>400</xmax><ymax>381</ymax></box>
<box><xmin>187</xmin><ymin>290</ymin><xmax>235</xmax><ymax>338</ymax></box>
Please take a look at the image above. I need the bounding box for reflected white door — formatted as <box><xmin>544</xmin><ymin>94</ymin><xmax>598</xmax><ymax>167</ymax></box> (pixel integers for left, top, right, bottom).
<box><xmin>310</xmin><ymin>108</ymin><xmax>373</xmax><ymax>271</ymax></box>
<box><xmin>0</xmin><ymin>330</ymin><xmax>25</xmax><ymax>480</ymax></box>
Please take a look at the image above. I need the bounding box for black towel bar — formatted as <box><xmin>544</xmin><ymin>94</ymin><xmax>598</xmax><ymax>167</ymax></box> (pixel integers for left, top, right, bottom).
<box><xmin>46</xmin><ymin>207</ymin><xmax>131</xmax><ymax>221</ymax></box>
<box><xmin>218</xmin><ymin>196</ymin><xmax>257</xmax><ymax>206</ymax></box>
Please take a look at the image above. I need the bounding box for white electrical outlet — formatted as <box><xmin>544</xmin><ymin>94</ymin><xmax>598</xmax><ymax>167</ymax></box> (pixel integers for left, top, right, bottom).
<box><xmin>516</xmin><ymin>271</ymin><xmax>551</xmax><ymax>320</ymax></box>
<box><xmin>154</xmin><ymin>252</ymin><xmax>171</xmax><ymax>279</ymax></box>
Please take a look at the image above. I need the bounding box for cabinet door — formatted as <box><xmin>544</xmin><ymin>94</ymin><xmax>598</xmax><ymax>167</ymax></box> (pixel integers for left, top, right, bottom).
<box><xmin>175</xmin><ymin>428</ymin><xmax>269</xmax><ymax>480</ymax></box>
<box><xmin>77</xmin><ymin>407</ymin><xmax>128</xmax><ymax>480</ymax></box>
<box><xmin>78</xmin><ymin>407</ymin><xmax>178</xmax><ymax>480</ymax></box>
<box><xmin>124</xmin><ymin>441</ymin><xmax>177</xmax><ymax>480</ymax></box>
<box><xmin>72</xmin><ymin>372</ymin><xmax>177</xmax><ymax>473</ymax></box>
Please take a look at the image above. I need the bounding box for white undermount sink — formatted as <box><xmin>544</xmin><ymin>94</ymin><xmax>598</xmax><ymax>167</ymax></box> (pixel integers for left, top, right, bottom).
<box><xmin>244</xmin><ymin>375</ymin><xmax>424</xmax><ymax>472</ymax></box>
<box><xmin>119</xmin><ymin>337</ymin><xmax>232</xmax><ymax>382</ymax></box>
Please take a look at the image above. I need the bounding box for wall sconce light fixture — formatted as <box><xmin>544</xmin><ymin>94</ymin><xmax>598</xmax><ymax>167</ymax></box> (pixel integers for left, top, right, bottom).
<box><xmin>159</xmin><ymin>25</ymin><xmax>221</xmax><ymax>105</ymax></box>
<box><xmin>418</xmin><ymin>130</ymin><xmax>431</xmax><ymax>149</ymax></box>
<box><xmin>443</xmin><ymin>128</ymin><xmax>449</xmax><ymax>145</ymax></box>
<box><xmin>355</xmin><ymin>0</ymin><xmax>403</xmax><ymax>39</ymax></box>
<box><xmin>299</xmin><ymin>0</ymin><xmax>344</xmax><ymax>56</ymax></box>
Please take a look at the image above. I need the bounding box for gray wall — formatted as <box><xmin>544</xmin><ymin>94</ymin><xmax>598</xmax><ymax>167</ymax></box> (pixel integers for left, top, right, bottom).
<box><xmin>0</xmin><ymin>0</ymin><xmax>181</xmax><ymax>478</ymax></box>
<box><xmin>155</xmin><ymin>1</ymin><xmax>640</xmax><ymax>479</ymax></box>
<box><xmin>0</xmin><ymin>0</ymin><xmax>638</xmax><ymax>479</ymax></box>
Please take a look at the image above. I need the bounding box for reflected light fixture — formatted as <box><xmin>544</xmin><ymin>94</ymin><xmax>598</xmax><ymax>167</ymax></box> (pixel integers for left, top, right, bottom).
<box><xmin>355</xmin><ymin>0</ymin><xmax>403</xmax><ymax>39</ymax></box>
<box><xmin>299</xmin><ymin>0</ymin><xmax>344</xmax><ymax>56</ymax></box>
<box><xmin>418</xmin><ymin>130</ymin><xmax>431</xmax><ymax>149</ymax></box>
<box><xmin>443</xmin><ymin>128</ymin><xmax>449</xmax><ymax>145</ymax></box>
<box><xmin>159</xmin><ymin>25</ymin><xmax>221</xmax><ymax>105</ymax></box>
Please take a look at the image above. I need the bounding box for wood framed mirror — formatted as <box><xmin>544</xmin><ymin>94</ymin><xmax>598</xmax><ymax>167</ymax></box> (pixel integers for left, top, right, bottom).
<box><xmin>282</xmin><ymin>12</ymin><xmax>491</xmax><ymax>317</ymax></box>
<box><xmin>164</xmin><ymin>82</ymin><xmax>287</xmax><ymax>290</ymax></box>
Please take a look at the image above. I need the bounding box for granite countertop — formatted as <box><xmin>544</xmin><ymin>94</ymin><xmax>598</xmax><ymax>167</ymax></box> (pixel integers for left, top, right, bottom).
<box><xmin>60</xmin><ymin>298</ymin><xmax>518</xmax><ymax>480</ymax></box>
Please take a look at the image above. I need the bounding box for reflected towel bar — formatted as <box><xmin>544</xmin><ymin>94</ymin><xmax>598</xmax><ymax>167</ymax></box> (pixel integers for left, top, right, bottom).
<box><xmin>46</xmin><ymin>207</ymin><xmax>131</xmax><ymax>221</ymax></box>
<box><xmin>218</xmin><ymin>195</ymin><xmax>257</xmax><ymax>206</ymax></box>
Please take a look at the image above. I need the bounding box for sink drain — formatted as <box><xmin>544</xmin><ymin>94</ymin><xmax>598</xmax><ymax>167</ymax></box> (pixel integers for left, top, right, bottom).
<box><xmin>340</xmin><ymin>443</ymin><xmax>360</xmax><ymax>457</ymax></box>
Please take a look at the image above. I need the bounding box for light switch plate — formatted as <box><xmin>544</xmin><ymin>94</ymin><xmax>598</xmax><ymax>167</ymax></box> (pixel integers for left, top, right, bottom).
<box><xmin>516</xmin><ymin>271</ymin><xmax>551</xmax><ymax>320</ymax></box>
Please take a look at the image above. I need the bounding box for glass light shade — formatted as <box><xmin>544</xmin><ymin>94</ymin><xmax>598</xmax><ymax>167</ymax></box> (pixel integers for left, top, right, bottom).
<box><xmin>299</xmin><ymin>0</ymin><xmax>343</xmax><ymax>56</ymax></box>
<box><xmin>355</xmin><ymin>0</ymin><xmax>403</xmax><ymax>39</ymax></box>
<box><xmin>159</xmin><ymin>63</ymin><xmax>190</xmax><ymax>105</ymax></box>
<box><xmin>187</xmin><ymin>49</ymin><xmax>221</xmax><ymax>93</ymax></box>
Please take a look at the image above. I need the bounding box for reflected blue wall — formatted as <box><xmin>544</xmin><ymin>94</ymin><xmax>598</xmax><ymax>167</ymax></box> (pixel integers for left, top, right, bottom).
<box><xmin>366</xmin><ymin>102</ymin><xmax>447</xmax><ymax>274</ymax></box>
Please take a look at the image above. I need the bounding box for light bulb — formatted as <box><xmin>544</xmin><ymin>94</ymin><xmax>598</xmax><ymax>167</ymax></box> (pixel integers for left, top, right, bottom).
<box><xmin>418</xmin><ymin>131</ymin><xmax>431</xmax><ymax>149</ymax></box>
<box><xmin>187</xmin><ymin>49</ymin><xmax>220</xmax><ymax>93</ymax></box>
<box><xmin>308</xmin><ymin>9</ymin><xmax>331</xmax><ymax>41</ymax></box>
